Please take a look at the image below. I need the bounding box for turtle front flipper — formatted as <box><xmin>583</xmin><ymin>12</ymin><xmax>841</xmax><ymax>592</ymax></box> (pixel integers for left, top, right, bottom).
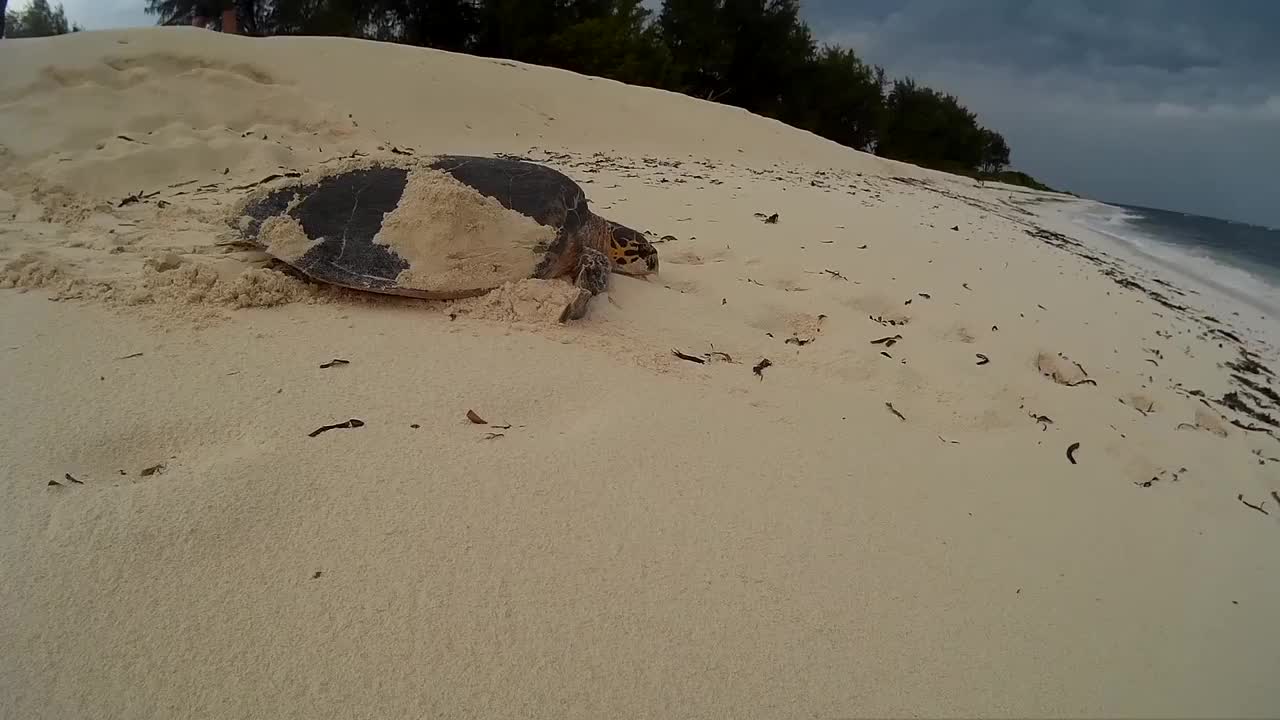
<box><xmin>560</xmin><ymin>289</ymin><xmax>593</xmax><ymax>322</ymax></box>
<box><xmin>559</xmin><ymin>248</ymin><xmax>611</xmax><ymax>322</ymax></box>
<box><xmin>574</xmin><ymin>247</ymin><xmax>612</xmax><ymax>295</ymax></box>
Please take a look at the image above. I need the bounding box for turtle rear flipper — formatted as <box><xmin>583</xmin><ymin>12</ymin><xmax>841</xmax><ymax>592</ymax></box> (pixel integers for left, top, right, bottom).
<box><xmin>574</xmin><ymin>247</ymin><xmax>611</xmax><ymax>295</ymax></box>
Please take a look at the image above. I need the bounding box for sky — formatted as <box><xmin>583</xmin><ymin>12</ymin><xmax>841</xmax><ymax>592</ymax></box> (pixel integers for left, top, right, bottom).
<box><xmin>806</xmin><ymin>0</ymin><xmax>1280</xmax><ymax>227</ymax></box>
<box><xmin>39</xmin><ymin>0</ymin><xmax>1280</xmax><ymax>227</ymax></box>
<box><xmin>50</xmin><ymin>0</ymin><xmax>150</xmax><ymax>30</ymax></box>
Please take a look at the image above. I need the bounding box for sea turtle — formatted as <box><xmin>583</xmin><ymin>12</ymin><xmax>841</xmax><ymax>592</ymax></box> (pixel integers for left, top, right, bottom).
<box><xmin>229</xmin><ymin>154</ymin><xmax>659</xmax><ymax>321</ymax></box>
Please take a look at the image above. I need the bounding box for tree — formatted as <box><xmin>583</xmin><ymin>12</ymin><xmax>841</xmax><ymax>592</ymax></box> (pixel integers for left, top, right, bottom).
<box><xmin>4</xmin><ymin>0</ymin><xmax>81</xmax><ymax>37</ymax></box>
<box><xmin>782</xmin><ymin>45</ymin><xmax>884</xmax><ymax>151</ymax></box>
<box><xmin>658</xmin><ymin>0</ymin><xmax>728</xmax><ymax>99</ymax></box>
<box><xmin>145</xmin><ymin>1</ymin><xmax>268</xmax><ymax>35</ymax></box>
<box><xmin>979</xmin><ymin>128</ymin><xmax>1010</xmax><ymax>175</ymax></box>
<box><xmin>125</xmin><ymin>0</ymin><xmax>1040</xmax><ymax>187</ymax></box>
<box><xmin>719</xmin><ymin>0</ymin><xmax>814</xmax><ymax>117</ymax></box>
<box><xmin>147</xmin><ymin>0</ymin><xmax>474</xmax><ymax>47</ymax></box>
<box><xmin>544</xmin><ymin>0</ymin><xmax>673</xmax><ymax>88</ymax></box>
<box><xmin>313</xmin><ymin>0</ymin><xmax>480</xmax><ymax>48</ymax></box>
<box><xmin>260</xmin><ymin>0</ymin><xmax>374</xmax><ymax>37</ymax></box>
<box><xmin>468</xmin><ymin>0</ymin><xmax>672</xmax><ymax>78</ymax></box>
<box><xmin>395</xmin><ymin>0</ymin><xmax>479</xmax><ymax>50</ymax></box>
<box><xmin>471</xmin><ymin>0</ymin><xmax>570</xmax><ymax>63</ymax></box>
<box><xmin>659</xmin><ymin>0</ymin><xmax>814</xmax><ymax>116</ymax></box>
<box><xmin>877</xmin><ymin>77</ymin><xmax>986</xmax><ymax>173</ymax></box>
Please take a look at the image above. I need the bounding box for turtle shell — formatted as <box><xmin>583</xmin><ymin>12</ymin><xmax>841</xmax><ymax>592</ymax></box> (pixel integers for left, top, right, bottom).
<box><xmin>234</xmin><ymin>155</ymin><xmax>595</xmax><ymax>298</ymax></box>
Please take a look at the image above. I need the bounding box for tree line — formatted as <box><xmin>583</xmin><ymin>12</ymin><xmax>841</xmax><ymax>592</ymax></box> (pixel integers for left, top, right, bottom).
<box><xmin>4</xmin><ymin>0</ymin><xmax>1051</xmax><ymax>189</ymax></box>
<box><xmin>3</xmin><ymin>0</ymin><xmax>81</xmax><ymax>37</ymax></box>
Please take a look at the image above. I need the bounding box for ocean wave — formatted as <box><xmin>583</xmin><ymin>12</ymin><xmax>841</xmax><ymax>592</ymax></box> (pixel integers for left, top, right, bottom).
<box><xmin>1066</xmin><ymin>201</ymin><xmax>1280</xmax><ymax>318</ymax></box>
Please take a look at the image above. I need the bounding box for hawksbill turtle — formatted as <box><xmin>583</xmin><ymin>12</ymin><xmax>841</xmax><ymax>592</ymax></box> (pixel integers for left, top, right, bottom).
<box><xmin>229</xmin><ymin>154</ymin><xmax>659</xmax><ymax>321</ymax></box>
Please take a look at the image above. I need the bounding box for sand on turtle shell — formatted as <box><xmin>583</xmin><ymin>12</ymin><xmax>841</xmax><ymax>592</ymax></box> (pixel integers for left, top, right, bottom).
<box><xmin>375</xmin><ymin>167</ymin><xmax>557</xmax><ymax>294</ymax></box>
<box><xmin>258</xmin><ymin>215</ymin><xmax>319</xmax><ymax>263</ymax></box>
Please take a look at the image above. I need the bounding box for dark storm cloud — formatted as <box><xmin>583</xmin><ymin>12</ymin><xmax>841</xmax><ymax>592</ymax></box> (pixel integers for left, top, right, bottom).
<box><xmin>806</xmin><ymin>0</ymin><xmax>1280</xmax><ymax>226</ymax></box>
<box><xmin>813</xmin><ymin>1</ymin><xmax>1280</xmax><ymax>77</ymax></box>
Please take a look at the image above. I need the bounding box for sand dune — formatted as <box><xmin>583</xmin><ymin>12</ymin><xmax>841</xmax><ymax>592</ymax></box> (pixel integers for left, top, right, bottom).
<box><xmin>2</xmin><ymin>28</ymin><xmax>1278</xmax><ymax>719</ymax></box>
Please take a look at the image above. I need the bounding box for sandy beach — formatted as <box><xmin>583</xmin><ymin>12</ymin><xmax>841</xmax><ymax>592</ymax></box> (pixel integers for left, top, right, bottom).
<box><xmin>2</xmin><ymin>28</ymin><xmax>1278</xmax><ymax>718</ymax></box>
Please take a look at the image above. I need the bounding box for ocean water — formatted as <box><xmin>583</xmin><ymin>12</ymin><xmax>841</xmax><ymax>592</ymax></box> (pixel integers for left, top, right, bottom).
<box><xmin>1069</xmin><ymin>201</ymin><xmax>1280</xmax><ymax>319</ymax></box>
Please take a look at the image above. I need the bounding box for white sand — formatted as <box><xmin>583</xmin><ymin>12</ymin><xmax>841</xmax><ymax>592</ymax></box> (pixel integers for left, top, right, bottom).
<box><xmin>2</xmin><ymin>28</ymin><xmax>1279</xmax><ymax>719</ymax></box>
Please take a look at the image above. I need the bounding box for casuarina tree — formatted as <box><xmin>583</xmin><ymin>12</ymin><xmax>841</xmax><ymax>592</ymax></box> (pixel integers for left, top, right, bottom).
<box><xmin>4</xmin><ymin>0</ymin><xmax>81</xmax><ymax>37</ymax></box>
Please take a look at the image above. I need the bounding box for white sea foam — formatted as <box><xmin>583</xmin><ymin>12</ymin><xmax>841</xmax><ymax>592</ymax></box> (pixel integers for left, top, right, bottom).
<box><xmin>1066</xmin><ymin>200</ymin><xmax>1280</xmax><ymax>320</ymax></box>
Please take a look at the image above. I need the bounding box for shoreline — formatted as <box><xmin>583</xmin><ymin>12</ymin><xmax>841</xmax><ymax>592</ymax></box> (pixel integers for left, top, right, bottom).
<box><xmin>872</xmin><ymin>174</ymin><xmax>1279</xmax><ymax>438</ymax></box>
<box><xmin>1042</xmin><ymin>197</ymin><xmax>1280</xmax><ymax>351</ymax></box>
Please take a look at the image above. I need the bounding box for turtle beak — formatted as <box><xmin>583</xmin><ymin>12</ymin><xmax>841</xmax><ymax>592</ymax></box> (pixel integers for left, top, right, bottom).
<box><xmin>637</xmin><ymin>241</ymin><xmax>658</xmax><ymax>274</ymax></box>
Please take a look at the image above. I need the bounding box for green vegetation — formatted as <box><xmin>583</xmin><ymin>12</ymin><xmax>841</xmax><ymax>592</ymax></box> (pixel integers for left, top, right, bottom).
<box><xmin>138</xmin><ymin>1</ymin><xmax>1054</xmax><ymax>188</ymax></box>
<box><xmin>979</xmin><ymin>171</ymin><xmax>1059</xmax><ymax>193</ymax></box>
<box><xmin>3</xmin><ymin>0</ymin><xmax>81</xmax><ymax>38</ymax></box>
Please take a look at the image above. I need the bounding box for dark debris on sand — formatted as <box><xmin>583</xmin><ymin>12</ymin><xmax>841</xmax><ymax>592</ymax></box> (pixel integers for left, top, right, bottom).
<box><xmin>511</xmin><ymin>149</ymin><xmax>1280</xmax><ymax>446</ymax></box>
<box><xmin>1017</xmin><ymin>228</ymin><xmax>1278</xmax><ymax>441</ymax></box>
<box><xmin>753</xmin><ymin>358</ymin><xmax>772</xmax><ymax>379</ymax></box>
<box><xmin>309</xmin><ymin>418</ymin><xmax>365</xmax><ymax>437</ymax></box>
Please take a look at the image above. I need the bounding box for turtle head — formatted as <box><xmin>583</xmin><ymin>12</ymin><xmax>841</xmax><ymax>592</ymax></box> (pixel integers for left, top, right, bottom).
<box><xmin>605</xmin><ymin>221</ymin><xmax>659</xmax><ymax>276</ymax></box>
